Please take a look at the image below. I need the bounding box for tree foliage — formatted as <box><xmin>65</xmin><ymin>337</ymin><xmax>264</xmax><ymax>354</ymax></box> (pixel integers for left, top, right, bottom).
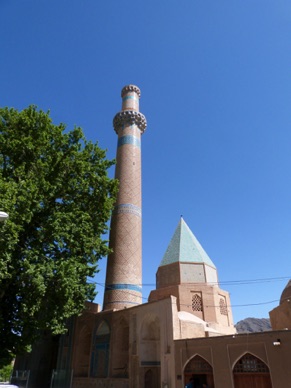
<box><xmin>0</xmin><ymin>363</ymin><xmax>13</xmax><ymax>382</ymax></box>
<box><xmin>0</xmin><ymin>106</ymin><xmax>117</xmax><ymax>367</ymax></box>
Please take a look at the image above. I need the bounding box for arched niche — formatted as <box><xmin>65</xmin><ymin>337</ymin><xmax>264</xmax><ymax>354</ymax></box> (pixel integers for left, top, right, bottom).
<box><xmin>141</xmin><ymin>315</ymin><xmax>160</xmax><ymax>341</ymax></box>
<box><xmin>74</xmin><ymin>324</ymin><xmax>91</xmax><ymax>377</ymax></box>
<box><xmin>90</xmin><ymin>320</ymin><xmax>110</xmax><ymax>378</ymax></box>
<box><xmin>233</xmin><ymin>353</ymin><xmax>272</xmax><ymax>388</ymax></box>
<box><xmin>140</xmin><ymin>314</ymin><xmax>161</xmax><ymax>365</ymax></box>
<box><xmin>112</xmin><ymin>316</ymin><xmax>129</xmax><ymax>378</ymax></box>
<box><xmin>184</xmin><ymin>355</ymin><xmax>214</xmax><ymax>388</ymax></box>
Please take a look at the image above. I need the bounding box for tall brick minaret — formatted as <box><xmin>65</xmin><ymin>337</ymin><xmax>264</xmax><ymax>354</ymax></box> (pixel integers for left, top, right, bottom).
<box><xmin>103</xmin><ymin>85</ymin><xmax>147</xmax><ymax>310</ymax></box>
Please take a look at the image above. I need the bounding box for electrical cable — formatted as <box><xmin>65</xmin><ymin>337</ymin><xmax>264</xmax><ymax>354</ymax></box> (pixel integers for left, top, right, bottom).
<box><xmin>91</xmin><ymin>281</ymin><xmax>282</xmax><ymax>309</ymax></box>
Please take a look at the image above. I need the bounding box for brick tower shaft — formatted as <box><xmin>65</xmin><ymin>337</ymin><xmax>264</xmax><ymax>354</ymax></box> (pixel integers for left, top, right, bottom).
<box><xmin>103</xmin><ymin>85</ymin><xmax>147</xmax><ymax>310</ymax></box>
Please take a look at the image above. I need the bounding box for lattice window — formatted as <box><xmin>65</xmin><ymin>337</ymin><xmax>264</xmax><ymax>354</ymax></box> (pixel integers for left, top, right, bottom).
<box><xmin>233</xmin><ymin>353</ymin><xmax>270</xmax><ymax>373</ymax></box>
<box><xmin>192</xmin><ymin>293</ymin><xmax>203</xmax><ymax>312</ymax></box>
<box><xmin>219</xmin><ymin>297</ymin><xmax>228</xmax><ymax>315</ymax></box>
<box><xmin>185</xmin><ymin>355</ymin><xmax>213</xmax><ymax>374</ymax></box>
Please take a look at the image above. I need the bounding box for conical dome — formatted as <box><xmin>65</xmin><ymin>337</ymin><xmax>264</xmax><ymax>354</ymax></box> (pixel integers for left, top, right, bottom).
<box><xmin>160</xmin><ymin>217</ymin><xmax>216</xmax><ymax>268</ymax></box>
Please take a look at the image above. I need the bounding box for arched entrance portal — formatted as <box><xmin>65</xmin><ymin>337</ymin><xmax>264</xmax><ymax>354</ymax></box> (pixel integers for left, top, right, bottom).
<box><xmin>233</xmin><ymin>353</ymin><xmax>272</xmax><ymax>388</ymax></box>
<box><xmin>184</xmin><ymin>355</ymin><xmax>214</xmax><ymax>388</ymax></box>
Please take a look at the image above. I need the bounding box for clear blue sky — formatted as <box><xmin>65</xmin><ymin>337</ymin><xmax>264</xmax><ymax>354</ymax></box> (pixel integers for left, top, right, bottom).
<box><xmin>2</xmin><ymin>1</ymin><xmax>291</xmax><ymax>323</ymax></box>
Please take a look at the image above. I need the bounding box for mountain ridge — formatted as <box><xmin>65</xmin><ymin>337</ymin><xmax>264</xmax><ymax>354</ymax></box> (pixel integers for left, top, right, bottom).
<box><xmin>235</xmin><ymin>317</ymin><xmax>271</xmax><ymax>333</ymax></box>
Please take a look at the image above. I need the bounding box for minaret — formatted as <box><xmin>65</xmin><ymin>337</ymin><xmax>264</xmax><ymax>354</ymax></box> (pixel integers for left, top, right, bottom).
<box><xmin>103</xmin><ymin>85</ymin><xmax>147</xmax><ymax>310</ymax></box>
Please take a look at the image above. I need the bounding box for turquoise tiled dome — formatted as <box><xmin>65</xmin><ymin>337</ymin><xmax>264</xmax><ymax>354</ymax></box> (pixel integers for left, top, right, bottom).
<box><xmin>160</xmin><ymin>217</ymin><xmax>216</xmax><ymax>268</ymax></box>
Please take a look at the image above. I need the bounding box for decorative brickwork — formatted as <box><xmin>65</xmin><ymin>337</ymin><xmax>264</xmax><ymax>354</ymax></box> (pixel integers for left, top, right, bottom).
<box><xmin>219</xmin><ymin>297</ymin><xmax>228</xmax><ymax>316</ymax></box>
<box><xmin>113</xmin><ymin>203</ymin><xmax>142</xmax><ymax>217</ymax></box>
<box><xmin>113</xmin><ymin>111</ymin><xmax>147</xmax><ymax>134</ymax></box>
<box><xmin>191</xmin><ymin>293</ymin><xmax>203</xmax><ymax>312</ymax></box>
<box><xmin>103</xmin><ymin>85</ymin><xmax>146</xmax><ymax>310</ymax></box>
<box><xmin>121</xmin><ymin>84</ymin><xmax>141</xmax><ymax>98</ymax></box>
<box><xmin>103</xmin><ymin>289</ymin><xmax>142</xmax><ymax>308</ymax></box>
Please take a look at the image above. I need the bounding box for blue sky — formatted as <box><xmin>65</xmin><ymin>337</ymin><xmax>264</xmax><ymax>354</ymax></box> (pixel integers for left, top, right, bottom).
<box><xmin>1</xmin><ymin>1</ymin><xmax>291</xmax><ymax>323</ymax></box>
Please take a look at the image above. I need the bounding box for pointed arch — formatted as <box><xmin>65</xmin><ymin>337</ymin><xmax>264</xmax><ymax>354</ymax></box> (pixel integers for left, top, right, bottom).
<box><xmin>140</xmin><ymin>314</ymin><xmax>161</xmax><ymax>365</ymax></box>
<box><xmin>233</xmin><ymin>353</ymin><xmax>272</xmax><ymax>388</ymax></box>
<box><xmin>90</xmin><ymin>320</ymin><xmax>110</xmax><ymax>378</ymax></box>
<box><xmin>232</xmin><ymin>351</ymin><xmax>268</xmax><ymax>371</ymax></box>
<box><xmin>233</xmin><ymin>352</ymin><xmax>269</xmax><ymax>373</ymax></box>
<box><xmin>141</xmin><ymin>314</ymin><xmax>160</xmax><ymax>341</ymax></box>
<box><xmin>184</xmin><ymin>355</ymin><xmax>214</xmax><ymax>388</ymax></box>
<box><xmin>96</xmin><ymin>320</ymin><xmax>110</xmax><ymax>336</ymax></box>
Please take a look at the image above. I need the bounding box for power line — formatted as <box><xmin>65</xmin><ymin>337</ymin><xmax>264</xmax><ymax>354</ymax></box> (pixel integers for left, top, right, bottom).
<box><xmin>92</xmin><ymin>281</ymin><xmax>281</xmax><ymax>309</ymax></box>
<box><xmin>89</xmin><ymin>274</ymin><xmax>291</xmax><ymax>288</ymax></box>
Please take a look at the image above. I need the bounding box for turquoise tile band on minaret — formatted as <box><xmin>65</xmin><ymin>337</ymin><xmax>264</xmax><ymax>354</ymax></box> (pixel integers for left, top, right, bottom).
<box><xmin>113</xmin><ymin>203</ymin><xmax>142</xmax><ymax>217</ymax></box>
<box><xmin>103</xmin><ymin>85</ymin><xmax>146</xmax><ymax>311</ymax></box>
<box><xmin>117</xmin><ymin>135</ymin><xmax>141</xmax><ymax>148</ymax></box>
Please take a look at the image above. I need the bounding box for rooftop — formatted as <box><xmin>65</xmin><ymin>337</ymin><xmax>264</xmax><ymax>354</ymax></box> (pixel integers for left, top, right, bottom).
<box><xmin>159</xmin><ymin>217</ymin><xmax>216</xmax><ymax>268</ymax></box>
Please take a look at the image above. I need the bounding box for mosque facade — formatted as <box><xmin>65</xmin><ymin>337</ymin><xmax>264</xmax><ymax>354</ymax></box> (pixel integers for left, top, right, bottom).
<box><xmin>13</xmin><ymin>86</ymin><xmax>291</xmax><ymax>388</ymax></box>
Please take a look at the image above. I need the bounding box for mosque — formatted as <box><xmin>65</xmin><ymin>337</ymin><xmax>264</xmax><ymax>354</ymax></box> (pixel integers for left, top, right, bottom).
<box><xmin>13</xmin><ymin>86</ymin><xmax>291</xmax><ymax>388</ymax></box>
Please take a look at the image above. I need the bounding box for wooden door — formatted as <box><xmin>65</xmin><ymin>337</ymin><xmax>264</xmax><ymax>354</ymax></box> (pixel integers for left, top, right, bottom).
<box><xmin>234</xmin><ymin>374</ymin><xmax>272</xmax><ymax>388</ymax></box>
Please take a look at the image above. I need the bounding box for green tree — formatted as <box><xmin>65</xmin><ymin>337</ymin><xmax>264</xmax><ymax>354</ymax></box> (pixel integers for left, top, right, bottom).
<box><xmin>0</xmin><ymin>106</ymin><xmax>118</xmax><ymax>367</ymax></box>
<box><xmin>0</xmin><ymin>363</ymin><xmax>13</xmax><ymax>382</ymax></box>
